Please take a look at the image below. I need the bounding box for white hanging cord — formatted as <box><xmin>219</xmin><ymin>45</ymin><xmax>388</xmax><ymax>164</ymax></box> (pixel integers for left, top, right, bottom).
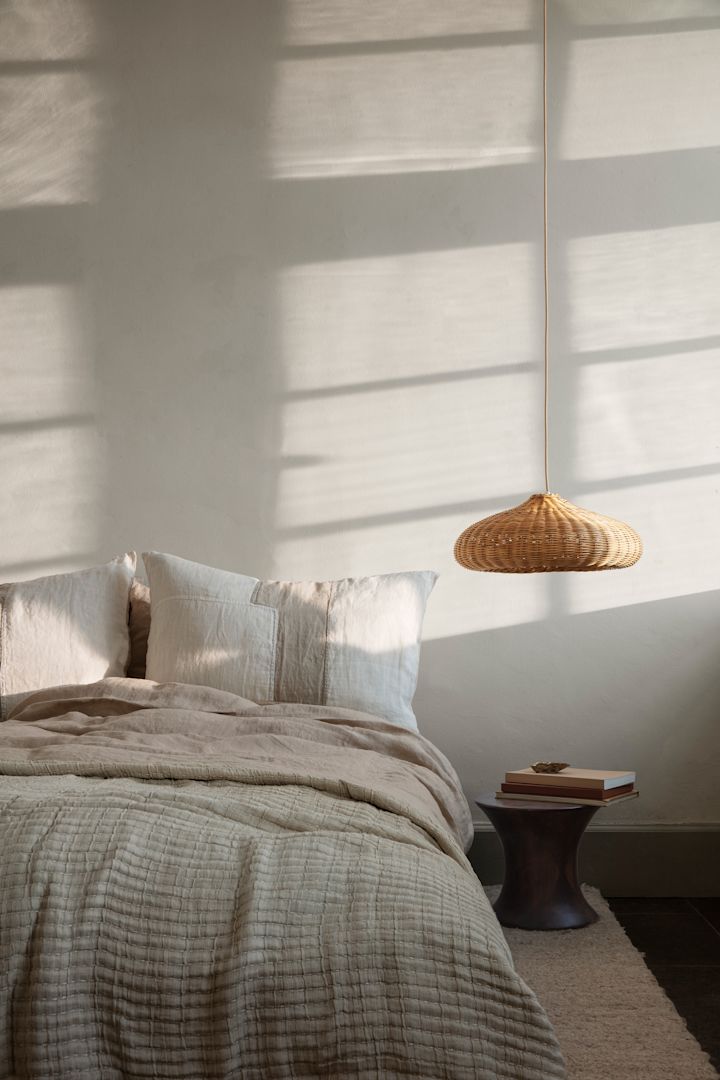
<box><xmin>543</xmin><ymin>0</ymin><xmax>550</xmax><ymax>493</ymax></box>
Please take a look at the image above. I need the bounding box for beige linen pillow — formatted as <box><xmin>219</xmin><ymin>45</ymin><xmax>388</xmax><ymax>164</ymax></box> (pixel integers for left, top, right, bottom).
<box><xmin>143</xmin><ymin>552</ymin><xmax>437</xmax><ymax>730</ymax></box>
<box><xmin>0</xmin><ymin>553</ymin><xmax>136</xmax><ymax>719</ymax></box>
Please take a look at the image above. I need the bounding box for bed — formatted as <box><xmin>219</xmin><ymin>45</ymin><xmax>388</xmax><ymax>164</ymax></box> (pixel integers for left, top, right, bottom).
<box><xmin>0</xmin><ymin>555</ymin><xmax>566</xmax><ymax>1079</ymax></box>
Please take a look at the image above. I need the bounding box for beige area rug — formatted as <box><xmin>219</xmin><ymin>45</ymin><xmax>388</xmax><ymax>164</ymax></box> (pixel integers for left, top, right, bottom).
<box><xmin>487</xmin><ymin>886</ymin><xmax>718</xmax><ymax>1080</ymax></box>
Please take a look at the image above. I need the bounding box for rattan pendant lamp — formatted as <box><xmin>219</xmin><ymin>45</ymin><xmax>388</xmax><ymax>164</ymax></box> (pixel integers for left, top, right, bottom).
<box><xmin>454</xmin><ymin>0</ymin><xmax>642</xmax><ymax>574</ymax></box>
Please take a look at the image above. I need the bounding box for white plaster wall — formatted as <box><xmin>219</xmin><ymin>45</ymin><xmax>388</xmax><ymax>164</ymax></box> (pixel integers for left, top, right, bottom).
<box><xmin>2</xmin><ymin>1</ymin><xmax>719</xmax><ymax>824</ymax></box>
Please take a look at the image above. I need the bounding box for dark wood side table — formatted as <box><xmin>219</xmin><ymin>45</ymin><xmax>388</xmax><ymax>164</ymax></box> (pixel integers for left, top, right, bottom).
<box><xmin>476</xmin><ymin>793</ymin><xmax>599</xmax><ymax>931</ymax></box>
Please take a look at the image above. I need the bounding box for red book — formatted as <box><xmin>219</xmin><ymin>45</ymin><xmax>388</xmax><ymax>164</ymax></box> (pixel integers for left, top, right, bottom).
<box><xmin>500</xmin><ymin>781</ymin><xmax>635</xmax><ymax>800</ymax></box>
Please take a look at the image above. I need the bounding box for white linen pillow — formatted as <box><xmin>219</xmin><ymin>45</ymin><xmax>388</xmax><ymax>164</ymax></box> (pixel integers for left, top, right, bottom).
<box><xmin>0</xmin><ymin>553</ymin><xmax>136</xmax><ymax>719</ymax></box>
<box><xmin>143</xmin><ymin>552</ymin><xmax>437</xmax><ymax>730</ymax></box>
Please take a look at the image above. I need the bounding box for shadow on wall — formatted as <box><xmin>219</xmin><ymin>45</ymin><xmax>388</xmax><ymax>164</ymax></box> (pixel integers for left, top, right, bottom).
<box><xmin>3</xmin><ymin>0</ymin><xmax>720</xmax><ymax>599</ymax></box>
<box><xmin>0</xmin><ymin>1</ymin><xmax>286</xmax><ymax>582</ymax></box>
<box><xmin>90</xmin><ymin>0</ymin><xmax>285</xmax><ymax>575</ymax></box>
<box><xmin>417</xmin><ymin>586</ymin><xmax>720</xmax><ymax>824</ymax></box>
<box><xmin>2</xmin><ymin>1</ymin><xmax>720</xmax><ymax>829</ymax></box>
<box><xmin>0</xmin><ymin>2</ymin><xmax>103</xmax><ymax>579</ymax></box>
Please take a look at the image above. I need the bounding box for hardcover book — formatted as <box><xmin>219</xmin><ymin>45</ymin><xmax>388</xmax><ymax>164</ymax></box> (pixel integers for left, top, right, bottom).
<box><xmin>496</xmin><ymin>790</ymin><xmax>639</xmax><ymax>807</ymax></box>
<box><xmin>500</xmin><ymin>781</ymin><xmax>635</xmax><ymax>800</ymax></box>
<box><xmin>504</xmin><ymin>767</ymin><xmax>635</xmax><ymax>791</ymax></box>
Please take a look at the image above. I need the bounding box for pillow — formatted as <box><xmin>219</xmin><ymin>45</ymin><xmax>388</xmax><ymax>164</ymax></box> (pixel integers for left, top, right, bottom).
<box><xmin>143</xmin><ymin>552</ymin><xmax>437</xmax><ymax>730</ymax></box>
<box><xmin>127</xmin><ymin>579</ymin><xmax>151</xmax><ymax>679</ymax></box>
<box><xmin>0</xmin><ymin>553</ymin><xmax>136</xmax><ymax>719</ymax></box>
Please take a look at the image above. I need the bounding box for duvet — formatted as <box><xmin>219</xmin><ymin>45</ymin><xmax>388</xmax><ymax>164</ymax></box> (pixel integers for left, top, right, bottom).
<box><xmin>0</xmin><ymin>679</ymin><xmax>565</xmax><ymax>1080</ymax></box>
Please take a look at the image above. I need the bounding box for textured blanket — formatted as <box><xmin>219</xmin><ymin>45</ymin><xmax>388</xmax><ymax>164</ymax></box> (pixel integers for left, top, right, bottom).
<box><xmin>0</xmin><ymin>679</ymin><xmax>565</xmax><ymax>1080</ymax></box>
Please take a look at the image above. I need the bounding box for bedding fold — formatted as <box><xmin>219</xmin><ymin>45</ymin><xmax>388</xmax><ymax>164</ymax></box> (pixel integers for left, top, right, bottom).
<box><xmin>1</xmin><ymin>678</ymin><xmax>472</xmax><ymax>860</ymax></box>
<box><xmin>0</xmin><ymin>678</ymin><xmax>566</xmax><ymax>1080</ymax></box>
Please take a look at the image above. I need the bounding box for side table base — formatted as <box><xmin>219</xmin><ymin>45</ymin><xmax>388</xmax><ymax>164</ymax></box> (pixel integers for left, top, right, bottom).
<box><xmin>477</xmin><ymin>795</ymin><xmax>600</xmax><ymax>931</ymax></box>
<box><xmin>493</xmin><ymin>886</ymin><xmax>599</xmax><ymax>931</ymax></box>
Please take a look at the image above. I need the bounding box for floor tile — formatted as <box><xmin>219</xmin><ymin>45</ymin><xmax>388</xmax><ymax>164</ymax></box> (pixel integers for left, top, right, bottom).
<box><xmin>607</xmin><ymin>898</ymin><xmax>720</xmax><ymax>1070</ymax></box>
<box><xmin>607</xmin><ymin>897</ymin><xmax>692</xmax><ymax>915</ymax></box>
<box><xmin>649</xmin><ymin>964</ymin><xmax>720</xmax><ymax>1070</ymax></box>
<box><xmin>689</xmin><ymin>898</ymin><xmax>720</xmax><ymax>935</ymax></box>
<box><xmin>612</xmin><ymin>911</ymin><xmax>720</xmax><ymax>967</ymax></box>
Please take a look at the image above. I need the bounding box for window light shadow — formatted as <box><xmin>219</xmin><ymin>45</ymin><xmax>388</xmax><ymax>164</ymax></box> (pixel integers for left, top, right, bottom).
<box><xmin>418</xmin><ymin>588</ymin><xmax>720</xmax><ymax>822</ymax></box>
<box><xmin>284</xmin><ymin>362</ymin><xmax>536</xmax><ymax>402</ymax></box>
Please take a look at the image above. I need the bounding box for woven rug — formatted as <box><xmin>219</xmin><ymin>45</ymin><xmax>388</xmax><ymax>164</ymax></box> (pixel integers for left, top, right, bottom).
<box><xmin>487</xmin><ymin>886</ymin><xmax>718</xmax><ymax>1080</ymax></box>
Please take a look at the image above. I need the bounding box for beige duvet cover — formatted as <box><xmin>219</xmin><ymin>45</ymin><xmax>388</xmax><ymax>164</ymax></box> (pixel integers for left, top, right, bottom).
<box><xmin>0</xmin><ymin>679</ymin><xmax>565</xmax><ymax>1080</ymax></box>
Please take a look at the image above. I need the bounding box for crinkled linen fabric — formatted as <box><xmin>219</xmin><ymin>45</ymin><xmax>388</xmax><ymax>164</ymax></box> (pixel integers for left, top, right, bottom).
<box><xmin>142</xmin><ymin>552</ymin><xmax>437</xmax><ymax>730</ymax></box>
<box><xmin>0</xmin><ymin>679</ymin><xmax>566</xmax><ymax>1080</ymax></box>
<box><xmin>0</xmin><ymin>554</ymin><xmax>135</xmax><ymax>719</ymax></box>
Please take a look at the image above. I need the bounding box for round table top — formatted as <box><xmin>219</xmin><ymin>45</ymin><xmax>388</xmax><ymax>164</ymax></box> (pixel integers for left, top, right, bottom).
<box><xmin>476</xmin><ymin>792</ymin><xmax>601</xmax><ymax>812</ymax></box>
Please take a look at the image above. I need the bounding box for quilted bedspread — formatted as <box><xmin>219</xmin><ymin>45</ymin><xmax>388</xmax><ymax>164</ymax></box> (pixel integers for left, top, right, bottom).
<box><xmin>0</xmin><ymin>679</ymin><xmax>565</xmax><ymax>1080</ymax></box>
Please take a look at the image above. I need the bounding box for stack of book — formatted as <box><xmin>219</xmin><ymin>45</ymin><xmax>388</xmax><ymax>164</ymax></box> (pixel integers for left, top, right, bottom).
<box><xmin>497</xmin><ymin>767</ymin><xmax>638</xmax><ymax>806</ymax></box>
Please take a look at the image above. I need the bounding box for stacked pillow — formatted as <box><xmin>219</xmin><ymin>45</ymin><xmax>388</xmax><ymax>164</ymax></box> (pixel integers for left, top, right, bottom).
<box><xmin>1</xmin><ymin>552</ymin><xmax>437</xmax><ymax>730</ymax></box>
<box><xmin>0</xmin><ymin>553</ymin><xmax>136</xmax><ymax>719</ymax></box>
<box><xmin>142</xmin><ymin>553</ymin><xmax>436</xmax><ymax>730</ymax></box>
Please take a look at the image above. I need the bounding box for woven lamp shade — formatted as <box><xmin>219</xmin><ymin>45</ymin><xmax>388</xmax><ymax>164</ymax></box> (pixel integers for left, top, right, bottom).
<box><xmin>454</xmin><ymin>493</ymin><xmax>643</xmax><ymax>573</ymax></box>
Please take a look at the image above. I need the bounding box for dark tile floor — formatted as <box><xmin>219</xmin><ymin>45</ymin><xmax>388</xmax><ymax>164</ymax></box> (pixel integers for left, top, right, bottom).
<box><xmin>607</xmin><ymin>897</ymin><xmax>720</xmax><ymax>1073</ymax></box>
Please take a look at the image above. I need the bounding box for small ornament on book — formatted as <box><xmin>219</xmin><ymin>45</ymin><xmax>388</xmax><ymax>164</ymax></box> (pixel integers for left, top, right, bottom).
<box><xmin>530</xmin><ymin>761</ymin><xmax>569</xmax><ymax>774</ymax></box>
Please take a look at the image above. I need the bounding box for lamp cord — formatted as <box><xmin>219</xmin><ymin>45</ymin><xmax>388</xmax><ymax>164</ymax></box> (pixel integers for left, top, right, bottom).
<box><xmin>543</xmin><ymin>0</ymin><xmax>550</xmax><ymax>493</ymax></box>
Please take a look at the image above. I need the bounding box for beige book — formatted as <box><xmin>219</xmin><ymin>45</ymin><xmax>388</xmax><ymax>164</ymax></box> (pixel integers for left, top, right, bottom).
<box><xmin>505</xmin><ymin>767</ymin><xmax>635</xmax><ymax>791</ymax></box>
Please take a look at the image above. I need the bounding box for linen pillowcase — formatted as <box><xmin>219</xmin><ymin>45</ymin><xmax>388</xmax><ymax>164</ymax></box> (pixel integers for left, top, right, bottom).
<box><xmin>0</xmin><ymin>553</ymin><xmax>136</xmax><ymax>719</ymax></box>
<box><xmin>143</xmin><ymin>552</ymin><xmax>437</xmax><ymax>730</ymax></box>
